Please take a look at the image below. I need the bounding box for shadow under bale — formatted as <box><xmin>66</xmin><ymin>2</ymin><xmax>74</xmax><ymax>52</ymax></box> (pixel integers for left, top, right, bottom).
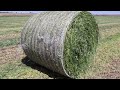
<box><xmin>22</xmin><ymin>57</ymin><xmax>70</xmax><ymax>79</ymax></box>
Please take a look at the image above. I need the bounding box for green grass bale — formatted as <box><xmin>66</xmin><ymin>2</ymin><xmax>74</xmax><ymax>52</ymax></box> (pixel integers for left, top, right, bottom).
<box><xmin>21</xmin><ymin>11</ymin><xmax>99</xmax><ymax>78</ymax></box>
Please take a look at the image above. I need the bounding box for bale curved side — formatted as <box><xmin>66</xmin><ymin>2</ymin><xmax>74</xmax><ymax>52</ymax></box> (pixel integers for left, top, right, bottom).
<box><xmin>21</xmin><ymin>11</ymin><xmax>99</xmax><ymax>78</ymax></box>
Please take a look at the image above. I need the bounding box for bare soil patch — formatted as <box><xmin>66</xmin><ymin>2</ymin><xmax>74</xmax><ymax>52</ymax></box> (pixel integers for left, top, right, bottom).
<box><xmin>0</xmin><ymin>45</ymin><xmax>25</xmax><ymax>65</ymax></box>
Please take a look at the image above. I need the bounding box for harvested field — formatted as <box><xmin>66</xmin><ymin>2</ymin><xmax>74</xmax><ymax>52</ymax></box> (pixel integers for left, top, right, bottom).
<box><xmin>0</xmin><ymin>14</ymin><xmax>120</xmax><ymax>79</ymax></box>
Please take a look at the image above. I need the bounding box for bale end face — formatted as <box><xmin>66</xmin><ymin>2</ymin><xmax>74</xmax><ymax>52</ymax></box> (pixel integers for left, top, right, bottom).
<box><xmin>63</xmin><ymin>11</ymin><xmax>99</xmax><ymax>78</ymax></box>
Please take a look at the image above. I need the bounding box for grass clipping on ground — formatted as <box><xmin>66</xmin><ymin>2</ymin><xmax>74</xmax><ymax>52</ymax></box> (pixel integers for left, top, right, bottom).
<box><xmin>21</xmin><ymin>11</ymin><xmax>99</xmax><ymax>79</ymax></box>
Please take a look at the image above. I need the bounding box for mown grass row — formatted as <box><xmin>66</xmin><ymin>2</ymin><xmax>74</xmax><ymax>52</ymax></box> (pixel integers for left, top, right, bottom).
<box><xmin>0</xmin><ymin>37</ymin><xmax>20</xmax><ymax>48</ymax></box>
<box><xmin>95</xmin><ymin>16</ymin><xmax>120</xmax><ymax>24</ymax></box>
<box><xmin>0</xmin><ymin>16</ymin><xmax>30</xmax><ymax>48</ymax></box>
<box><xmin>0</xmin><ymin>28</ymin><xmax>22</xmax><ymax>35</ymax></box>
<box><xmin>0</xmin><ymin>16</ymin><xmax>30</xmax><ymax>28</ymax></box>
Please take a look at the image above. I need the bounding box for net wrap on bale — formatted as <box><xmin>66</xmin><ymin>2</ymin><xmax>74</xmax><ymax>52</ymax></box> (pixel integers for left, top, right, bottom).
<box><xmin>21</xmin><ymin>11</ymin><xmax>99</xmax><ymax>78</ymax></box>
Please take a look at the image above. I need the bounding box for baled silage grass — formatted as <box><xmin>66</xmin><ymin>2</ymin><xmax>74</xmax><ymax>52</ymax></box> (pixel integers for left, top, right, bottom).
<box><xmin>21</xmin><ymin>11</ymin><xmax>99</xmax><ymax>78</ymax></box>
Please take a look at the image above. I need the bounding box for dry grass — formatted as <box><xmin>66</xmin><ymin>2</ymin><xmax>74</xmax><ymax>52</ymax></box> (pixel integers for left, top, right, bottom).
<box><xmin>0</xmin><ymin>33</ymin><xmax>20</xmax><ymax>41</ymax></box>
<box><xmin>0</xmin><ymin>45</ymin><xmax>25</xmax><ymax>65</ymax></box>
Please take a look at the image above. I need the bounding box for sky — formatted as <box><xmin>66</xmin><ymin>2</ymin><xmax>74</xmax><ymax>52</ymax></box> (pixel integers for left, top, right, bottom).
<box><xmin>90</xmin><ymin>11</ymin><xmax>120</xmax><ymax>15</ymax></box>
<box><xmin>1</xmin><ymin>11</ymin><xmax>120</xmax><ymax>15</ymax></box>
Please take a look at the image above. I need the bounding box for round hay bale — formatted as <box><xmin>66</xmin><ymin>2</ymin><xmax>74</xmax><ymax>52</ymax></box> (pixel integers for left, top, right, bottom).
<box><xmin>21</xmin><ymin>11</ymin><xmax>99</xmax><ymax>78</ymax></box>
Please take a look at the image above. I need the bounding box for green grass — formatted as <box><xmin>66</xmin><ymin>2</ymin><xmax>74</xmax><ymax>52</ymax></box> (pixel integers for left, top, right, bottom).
<box><xmin>0</xmin><ymin>16</ymin><xmax>30</xmax><ymax>28</ymax></box>
<box><xmin>0</xmin><ymin>60</ymin><xmax>51</xmax><ymax>79</ymax></box>
<box><xmin>0</xmin><ymin>16</ymin><xmax>30</xmax><ymax>36</ymax></box>
<box><xmin>95</xmin><ymin>16</ymin><xmax>120</xmax><ymax>24</ymax></box>
<box><xmin>0</xmin><ymin>37</ymin><xmax>20</xmax><ymax>48</ymax></box>
<box><xmin>102</xmin><ymin>33</ymin><xmax>120</xmax><ymax>43</ymax></box>
<box><xmin>1</xmin><ymin>15</ymin><xmax>120</xmax><ymax>79</ymax></box>
<box><xmin>64</xmin><ymin>12</ymin><xmax>99</xmax><ymax>78</ymax></box>
<box><xmin>0</xmin><ymin>28</ymin><xmax>22</xmax><ymax>35</ymax></box>
<box><xmin>0</xmin><ymin>16</ymin><xmax>30</xmax><ymax>47</ymax></box>
<box><xmin>95</xmin><ymin>16</ymin><xmax>120</xmax><ymax>40</ymax></box>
